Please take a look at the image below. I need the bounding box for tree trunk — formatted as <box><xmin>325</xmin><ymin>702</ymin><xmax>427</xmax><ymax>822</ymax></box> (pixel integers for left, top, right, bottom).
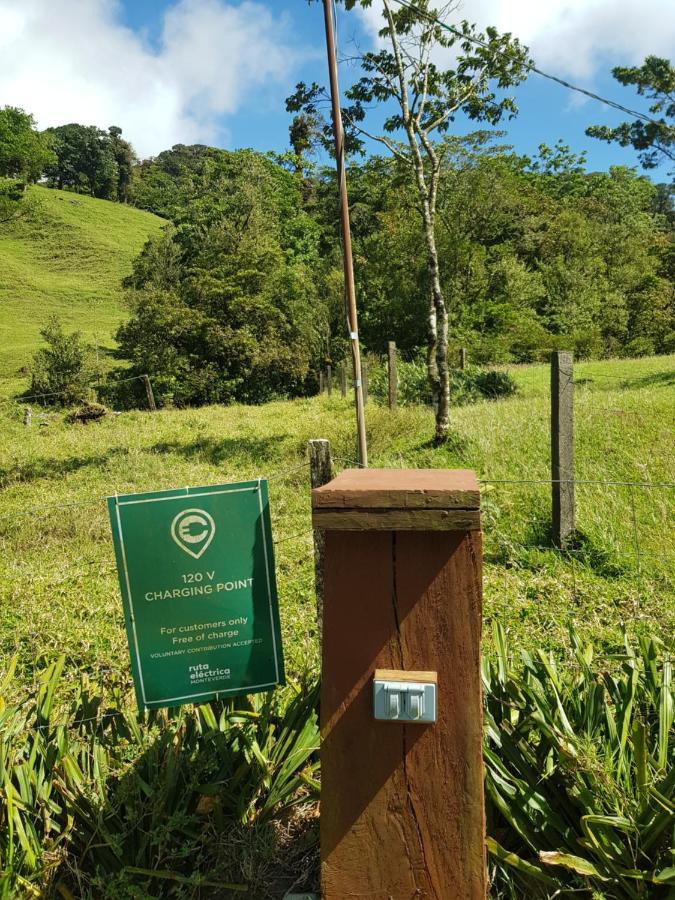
<box><xmin>434</xmin><ymin>294</ymin><xmax>450</xmax><ymax>443</ymax></box>
<box><xmin>426</xmin><ymin>290</ymin><xmax>440</xmax><ymax>416</ymax></box>
<box><xmin>423</xmin><ymin>209</ymin><xmax>450</xmax><ymax>443</ymax></box>
<box><xmin>382</xmin><ymin>0</ymin><xmax>450</xmax><ymax>442</ymax></box>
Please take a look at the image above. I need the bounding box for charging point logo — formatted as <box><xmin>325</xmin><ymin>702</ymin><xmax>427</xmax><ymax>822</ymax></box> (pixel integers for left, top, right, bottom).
<box><xmin>170</xmin><ymin>509</ymin><xmax>216</xmax><ymax>559</ymax></box>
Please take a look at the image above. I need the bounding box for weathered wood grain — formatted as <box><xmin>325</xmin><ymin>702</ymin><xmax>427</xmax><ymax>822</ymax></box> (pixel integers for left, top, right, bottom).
<box><xmin>374</xmin><ymin>669</ymin><xmax>437</xmax><ymax>684</ymax></box>
<box><xmin>312</xmin><ymin>468</ymin><xmax>480</xmax><ymax>510</ymax></box>
<box><xmin>320</xmin><ymin>471</ymin><xmax>486</xmax><ymax>899</ymax></box>
<box><xmin>551</xmin><ymin>351</ymin><xmax>575</xmax><ymax>549</ymax></box>
<box><xmin>312</xmin><ymin>507</ymin><xmax>480</xmax><ymax>531</ymax></box>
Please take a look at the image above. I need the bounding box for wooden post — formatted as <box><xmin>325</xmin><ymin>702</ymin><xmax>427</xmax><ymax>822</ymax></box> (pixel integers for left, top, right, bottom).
<box><xmin>142</xmin><ymin>374</ymin><xmax>156</xmax><ymax>411</ymax></box>
<box><xmin>551</xmin><ymin>351</ymin><xmax>575</xmax><ymax>549</ymax></box>
<box><xmin>309</xmin><ymin>440</ymin><xmax>332</xmax><ymax>647</ymax></box>
<box><xmin>312</xmin><ymin>469</ymin><xmax>485</xmax><ymax>898</ymax></box>
<box><xmin>387</xmin><ymin>341</ymin><xmax>397</xmax><ymax>410</ymax></box>
<box><xmin>362</xmin><ymin>361</ymin><xmax>368</xmax><ymax>404</ymax></box>
<box><xmin>340</xmin><ymin>361</ymin><xmax>347</xmax><ymax>398</ymax></box>
<box><xmin>459</xmin><ymin>347</ymin><xmax>466</xmax><ymax>370</ymax></box>
<box><xmin>319</xmin><ymin>371</ymin><xmax>325</xmax><ymax>395</ymax></box>
<box><xmin>23</xmin><ymin>407</ymin><xmax>32</xmax><ymax>426</ymax></box>
<box><xmin>326</xmin><ymin>365</ymin><xmax>333</xmax><ymax>397</ymax></box>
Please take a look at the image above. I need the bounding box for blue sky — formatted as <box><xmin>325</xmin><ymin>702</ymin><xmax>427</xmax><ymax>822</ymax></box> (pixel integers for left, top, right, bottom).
<box><xmin>1</xmin><ymin>0</ymin><xmax>673</xmax><ymax>180</ymax></box>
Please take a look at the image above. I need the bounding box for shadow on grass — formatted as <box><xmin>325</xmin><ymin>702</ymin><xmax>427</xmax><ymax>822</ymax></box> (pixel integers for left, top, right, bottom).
<box><xmin>484</xmin><ymin>516</ymin><xmax>630</xmax><ymax>578</ymax></box>
<box><xmin>0</xmin><ymin>447</ymin><xmax>130</xmax><ymax>487</ymax></box>
<box><xmin>150</xmin><ymin>435</ymin><xmax>288</xmax><ymax>466</ymax></box>
<box><xmin>617</xmin><ymin>370</ymin><xmax>675</xmax><ymax>390</ymax></box>
<box><xmin>415</xmin><ymin>428</ymin><xmax>470</xmax><ymax>458</ymax></box>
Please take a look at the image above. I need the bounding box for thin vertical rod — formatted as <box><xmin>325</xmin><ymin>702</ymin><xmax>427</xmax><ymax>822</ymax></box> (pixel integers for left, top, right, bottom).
<box><xmin>322</xmin><ymin>0</ymin><xmax>368</xmax><ymax>467</ymax></box>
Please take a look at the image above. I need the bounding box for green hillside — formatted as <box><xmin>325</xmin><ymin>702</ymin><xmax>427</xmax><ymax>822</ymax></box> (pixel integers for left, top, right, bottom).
<box><xmin>0</xmin><ymin>186</ymin><xmax>165</xmax><ymax>392</ymax></box>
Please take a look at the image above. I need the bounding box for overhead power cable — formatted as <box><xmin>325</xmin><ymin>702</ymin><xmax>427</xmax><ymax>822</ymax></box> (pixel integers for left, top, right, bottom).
<box><xmin>390</xmin><ymin>0</ymin><xmax>665</xmax><ymax>128</ymax></box>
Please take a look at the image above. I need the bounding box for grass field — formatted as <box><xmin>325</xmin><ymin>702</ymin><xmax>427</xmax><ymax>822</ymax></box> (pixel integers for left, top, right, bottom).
<box><xmin>1</xmin><ymin>354</ymin><xmax>673</xmax><ymax>711</ymax></box>
<box><xmin>0</xmin><ymin>186</ymin><xmax>164</xmax><ymax>395</ymax></box>
<box><xmin>1</xmin><ymin>183</ymin><xmax>673</xmax><ymax>899</ymax></box>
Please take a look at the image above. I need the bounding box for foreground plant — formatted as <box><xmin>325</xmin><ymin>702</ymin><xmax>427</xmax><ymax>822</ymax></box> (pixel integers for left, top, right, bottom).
<box><xmin>0</xmin><ymin>662</ymin><xmax>319</xmax><ymax>897</ymax></box>
<box><xmin>484</xmin><ymin>625</ymin><xmax>675</xmax><ymax>898</ymax></box>
<box><xmin>3</xmin><ymin>627</ymin><xmax>672</xmax><ymax>897</ymax></box>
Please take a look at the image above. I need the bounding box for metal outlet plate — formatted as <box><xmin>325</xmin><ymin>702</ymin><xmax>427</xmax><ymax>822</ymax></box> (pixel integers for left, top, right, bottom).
<box><xmin>373</xmin><ymin>679</ymin><xmax>436</xmax><ymax>723</ymax></box>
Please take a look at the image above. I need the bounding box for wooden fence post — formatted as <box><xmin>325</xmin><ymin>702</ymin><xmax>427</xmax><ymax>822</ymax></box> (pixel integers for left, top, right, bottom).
<box><xmin>362</xmin><ymin>360</ymin><xmax>368</xmax><ymax>404</ymax></box>
<box><xmin>312</xmin><ymin>469</ymin><xmax>485</xmax><ymax>898</ymax></box>
<box><xmin>551</xmin><ymin>351</ymin><xmax>575</xmax><ymax>549</ymax></box>
<box><xmin>309</xmin><ymin>439</ymin><xmax>332</xmax><ymax>646</ymax></box>
<box><xmin>340</xmin><ymin>361</ymin><xmax>347</xmax><ymax>398</ymax></box>
<box><xmin>23</xmin><ymin>407</ymin><xmax>32</xmax><ymax>427</ymax></box>
<box><xmin>459</xmin><ymin>347</ymin><xmax>466</xmax><ymax>370</ymax></box>
<box><xmin>326</xmin><ymin>365</ymin><xmax>333</xmax><ymax>397</ymax></box>
<box><xmin>387</xmin><ymin>341</ymin><xmax>397</xmax><ymax>410</ymax></box>
<box><xmin>142</xmin><ymin>375</ymin><xmax>156</xmax><ymax>411</ymax></box>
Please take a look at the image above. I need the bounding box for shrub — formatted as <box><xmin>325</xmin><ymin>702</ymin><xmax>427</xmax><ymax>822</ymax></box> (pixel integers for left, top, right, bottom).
<box><xmin>0</xmin><ymin>177</ymin><xmax>26</xmax><ymax>224</ymax></box>
<box><xmin>65</xmin><ymin>401</ymin><xmax>108</xmax><ymax>424</ymax></box>
<box><xmin>484</xmin><ymin>625</ymin><xmax>675</xmax><ymax>898</ymax></box>
<box><xmin>471</xmin><ymin>369</ymin><xmax>517</xmax><ymax>400</ymax></box>
<box><xmin>2</xmin><ymin>628</ymin><xmax>671</xmax><ymax>897</ymax></box>
<box><xmin>0</xmin><ymin>659</ymin><xmax>319</xmax><ymax>897</ymax></box>
<box><xmin>368</xmin><ymin>352</ymin><xmax>517</xmax><ymax>407</ymax></box>
<box><xmin>27</xmin><ymin>316</ymin><xmax>94</xmax><ymax>407</ymax></box>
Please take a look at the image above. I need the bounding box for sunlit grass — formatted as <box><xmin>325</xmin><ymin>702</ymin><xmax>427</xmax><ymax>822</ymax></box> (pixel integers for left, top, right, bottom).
<box><xmin>0</xmin><ymin>185</ymin><xmax>164</xmax><ymax>394</ymax></box>
<box><xmin>1</xmin><ymin>354</ymin><xmax>673</xmax><ymax>709</ymax></box>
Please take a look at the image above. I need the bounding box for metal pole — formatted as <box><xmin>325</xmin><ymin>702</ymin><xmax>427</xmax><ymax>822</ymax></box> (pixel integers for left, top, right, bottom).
<box><xmin>322</xmin><ymin>0</ymin><xmax>368</xmax><ymax>467</ymax></box>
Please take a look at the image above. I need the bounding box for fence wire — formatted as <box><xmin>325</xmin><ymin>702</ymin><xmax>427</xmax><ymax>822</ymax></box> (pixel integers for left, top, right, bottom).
<box><xmin>0</xmin><ymin>374</ymin><xmax>146</xmax><ymax>406</ymax></box>
<box><xmin>2</xmin><ymin>352</ymin><xmax>673</xmax><ymax>733</ymax></box>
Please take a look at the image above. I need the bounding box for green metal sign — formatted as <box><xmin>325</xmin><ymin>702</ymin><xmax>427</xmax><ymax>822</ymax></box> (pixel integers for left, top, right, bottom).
<box><xmin>107</xmin><ymin>480</ymin><xmax>285</xmax><ymax>710</ymax></box>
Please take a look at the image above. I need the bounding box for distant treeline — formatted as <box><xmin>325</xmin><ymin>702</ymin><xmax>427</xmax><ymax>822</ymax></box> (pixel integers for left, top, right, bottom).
<box><xmin>2</xmin><ymin>106</ymin><xmax>674</xmax><ymax>407</ymax></box>
<box><xmin>123</xmin><ymin>138</ymin><xmax>675</xmax><ymax>405</ymax></box>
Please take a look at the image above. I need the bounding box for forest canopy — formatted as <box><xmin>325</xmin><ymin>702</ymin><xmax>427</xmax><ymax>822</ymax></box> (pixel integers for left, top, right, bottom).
<box><xmin>112</xmin><ymin>136</ymin><xmax>674</xmax><ymax>407</ymax></box>
<box><xmin>1</xmin><ymin>85</ymin><xmax>673</xmax><ymax>407</ymax></box>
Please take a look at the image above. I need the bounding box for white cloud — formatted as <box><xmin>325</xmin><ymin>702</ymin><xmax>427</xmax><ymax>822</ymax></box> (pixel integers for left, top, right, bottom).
<box><xmin>354</xmin><ymin>0</ymin><xmax>675</xmax><ymax>81</ymax></box>
<box><xmin>0</xmin><ymin>0</ymin><xmax>301</xmax><ymax>157</ymax></box>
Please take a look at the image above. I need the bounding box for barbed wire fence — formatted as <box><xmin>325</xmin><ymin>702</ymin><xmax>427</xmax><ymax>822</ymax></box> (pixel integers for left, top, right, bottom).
<box><xmin>3</xmin><ymin>469</ymin><xmax>671</xmax><ymax>734</ymax></box>
<box><xmin>0</xmin><ymin>373</ymin><xmax>156</xmax><ymax>412</ymax></box>
<box><xmin>1</xmin><ymin>350</ymin><xmax>673</xmax><ymax>731</ymax></box>
<box><xmin>317</xmin><ymin>345</ymin><xmax>674</xmax><ymax>617</ymax></box>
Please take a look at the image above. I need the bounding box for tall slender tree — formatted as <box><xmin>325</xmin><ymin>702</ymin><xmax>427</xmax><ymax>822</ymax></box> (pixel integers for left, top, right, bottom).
<box><xmin>290</xmin><ymin>0</ymin><xmax>530</xmax><ymax>441</ymax></box>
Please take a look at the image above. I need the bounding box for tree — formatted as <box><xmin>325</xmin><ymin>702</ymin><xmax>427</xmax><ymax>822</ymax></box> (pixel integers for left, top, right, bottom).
<box><xmin>586</xmin><ymin>56</ymin><xmax>675</xmax><ymax>177</ymax></box>
<box><xmin>28</xmin><ymin>316</ymin><xmax>94</xmax><ymax>406</ymax></box>
<box><xmin>315</xmin><ymin>138</ymin><xmax>673</xmax><ymax>363</ymax></box>
<box><xmin>0</xmin><ymin>107</ymin><xmax>54</xmax><ymax>225</ymax></box>
<box><xmin>289</xmin><ymin>0</ymin><xmax>530</xmax><ymax>441</ymax></box>
<box><xmin>107</xmin><ymin>126</ymin><xmax>136</xmax><ymax>202</ymax></box>
<box><xmin>46</xmin><ymin>123</ymin><xmax>117</xmax><ymax>200</ymax></box>
<box><xmin>0</xmin><ymin>106</ymin><xmax>55</xmax><ymax>181</ymax></box>
<box><xmin>43</xmin><ymin>124</ymin><xmax>121</xmax><ymax>198</ymax></box>
<box><xmin>0</xmin><ymin>177</ymin><xmax>28</xmax><ymax>225</ymax></box>
<box><xmin>118</xmin><ymin>147</ymin><xmax>328</xmax><ymax>405</ymax></box>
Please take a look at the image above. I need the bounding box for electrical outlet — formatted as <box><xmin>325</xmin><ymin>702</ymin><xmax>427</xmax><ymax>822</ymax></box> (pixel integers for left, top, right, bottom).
<box><xmin>373</xmin><ymin>676</ymin><xmax>436</xmax><ymax>723</ymax></box>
